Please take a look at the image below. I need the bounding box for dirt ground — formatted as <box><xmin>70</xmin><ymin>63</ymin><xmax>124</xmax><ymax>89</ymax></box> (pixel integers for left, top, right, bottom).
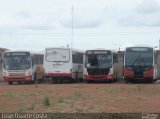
<box><xmin>0</xmin><ymin>81</ymin><xmax>160</xmax><ymax>113</ymax></box>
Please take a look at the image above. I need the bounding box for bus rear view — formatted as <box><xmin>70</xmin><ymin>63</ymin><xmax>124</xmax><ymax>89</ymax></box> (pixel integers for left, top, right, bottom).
<box><xmin>44</xmin><ymin>47</ymin><xmax>84</xmax><ymax>83</ymax></box>
<box><xmin>124</xmin><ymin>47</ymin><xmax>155</xmax><ymax>83</ymax></box>
<box><xmin>84</xmin><ymin>50</ymin><xmax>118</xmax><ymax>83</ymax></box>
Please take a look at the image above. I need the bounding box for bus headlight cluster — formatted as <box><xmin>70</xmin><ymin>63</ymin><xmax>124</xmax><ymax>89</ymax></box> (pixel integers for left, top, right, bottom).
<box><xmin>109</xmin><ymin>68</ymin><xmax>113</xmax><ymax>74</ymax></box>
<box><xmin>84</xmin><ymin>68</ymin><xmax>88</xmax><ymax>75</ymax></box>
<box><xmin>26</xmin><ymin>71</ymin><xmax>31</xmax><ymax>76</ymax></box>
<box><xmin>3</xmin><ymin>71</ymin><xmax>8</xmax><ymax>76</ymax></box>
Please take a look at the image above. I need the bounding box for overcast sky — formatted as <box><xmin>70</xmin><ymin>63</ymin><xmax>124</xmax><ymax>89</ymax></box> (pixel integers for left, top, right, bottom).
<box><xmin>0</xmin><ymin>0</ymin><xmax>160</xmax><ymax>51</ymax></box>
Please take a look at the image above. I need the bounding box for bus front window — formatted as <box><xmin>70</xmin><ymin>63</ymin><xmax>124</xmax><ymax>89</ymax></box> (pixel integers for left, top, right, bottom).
<box><xmin>125</xmin><ymin>51</ymin><xmax>153</xmax><ymax>67</ymax></box>
<box><xmin>87</xmin><ymin>54</ymin><xmax>112</xmax><ymax>68</ymax></box>
<box><xmin>4</xmin><ymin>52</ymin><xmax>31</xmax><ymax>70</ymax></box>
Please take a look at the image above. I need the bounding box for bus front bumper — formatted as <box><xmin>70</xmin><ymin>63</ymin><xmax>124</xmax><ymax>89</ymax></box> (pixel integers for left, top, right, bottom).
<box><xmin>3</xmin><ymin>76</ymin><xmax>32</xmax><ymax>82</ymax></box>
<box><xmin>44</xmin><ymin>73</ymin><xmax>72</xmax><ymax>78</ymax></box>
<box><xmin>84</xmin><ymin>74</ymin><xmax>113</xmax><ymax>81</ymax></box>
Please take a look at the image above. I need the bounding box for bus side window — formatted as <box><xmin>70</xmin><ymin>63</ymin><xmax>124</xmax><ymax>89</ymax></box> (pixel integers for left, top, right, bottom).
<box><xmin>154</xmin><ymin>51</ymin><xmax>157</xmax><ymax>65</ymax></box>
<box><xmin>72</xmin><ymin>52</ymin><xmax>83</xmax><ymax>64</ymax></box>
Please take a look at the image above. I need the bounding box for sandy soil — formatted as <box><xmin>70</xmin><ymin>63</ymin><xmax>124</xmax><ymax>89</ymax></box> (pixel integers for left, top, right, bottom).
<box><xmin>0</xmin><ymin>82</ymin><xmax>160</xmax><ymax>113</ymax></box>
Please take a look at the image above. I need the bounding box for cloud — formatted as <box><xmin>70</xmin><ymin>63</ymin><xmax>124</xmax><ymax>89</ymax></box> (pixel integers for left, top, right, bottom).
<box><xmin>0</xmin><ymin>16</ymin><xmax>9</xmax><ymax>26</ymax></box>
<box><xmin>17</xmin><ymin>11</ymin><xmax>31</xmax><ymax>18</ymax></box>
<box><xmin>59</xmin><ymin>7</ymin><xmax>104</xmax><ymax>29</ymax></box>
<box><xmin>135</xmin><ymin>0</ymin><xmax>160</xmax><ymax>14</ymax></box>
<box><xmin>20</xmin><ymin>16</ymin><xmax>57</xmax><ymax>30</ymax></box>
<box><xmin>0</xmin><ymin>12</ymin><xmax>59</xmax><ymax>31</ymax></box>
<box><xmin>119</xmin><ymin>0</ymin><xmax>160</xmax><ymax>27</ymax></box>
<box><xmin>120</xmin><ymin>14</ymin><xmax>160</xmax><ymax>27</ymax></box>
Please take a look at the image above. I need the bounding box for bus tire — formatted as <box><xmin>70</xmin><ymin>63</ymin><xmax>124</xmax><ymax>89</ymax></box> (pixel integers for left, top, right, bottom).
<box><xmin>8</xmin><ymin>81</ymin><xmax>13</xmax><ymax>85</ymax></box>
<box><xmin>60</xmin><ymin>78</ymin><xmax>63</xmax><ymax>83</ymax></box>
<box><xmin>87</xmin><ymin>80</ymin><xmax>93</xmax><ymax>83</ymax></box>
<box><xmin>125</xmin><ymin>79</ymin><xmax>129</xmax><ymax>84</ymax></box>
<box><xmin>75</xmin><ymin>71</ymin><xmax>79</xmax><ymax>82</ymax></box>
<box><xmin>80</xmin><ymin>78</ymin><xmax>83</xmax><ymax>82</ymax></box>
<box><xmin>52</xmin><ymin>78</ymin><xmax>57</xmax><ymax>84</ymax></box>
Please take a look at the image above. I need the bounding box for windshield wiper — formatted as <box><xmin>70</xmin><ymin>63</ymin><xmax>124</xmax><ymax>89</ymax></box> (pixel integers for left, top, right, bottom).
<box><xmin>131</xmin><ymin>53</ymin><xmax>140</xmax><ymax>67</ymax></box>
<box><xmin>131</xmin><ymin>53</ymin><xmax>146</xmax><ymax>67</ymax></box>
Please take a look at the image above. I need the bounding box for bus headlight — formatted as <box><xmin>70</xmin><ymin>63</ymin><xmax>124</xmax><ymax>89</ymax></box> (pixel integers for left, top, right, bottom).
<box><xmin>145</xmin><ymin>67</ymin><xmax>151</xmax><ymax>71</ymax></box>
<box><xmin>3</xmin><ymin>71</ymin><xmax>8</xmax><ymax>76</ymax></box>
<box><xmin>26</xmin><ymin>71</ymin><xmax>31</xmax><ymax>76</ymax></box>
<box><xmin>109</xmin><ymin>68</ymin><xmax>113</xmax><ymax>74</ymax></box>
<box><xmin>84</xmin><ymin>68</ymin><xmax>88</xmax><ymax>75</ymax></box>
<box><xmin>126</xmin><ymin>67</ymin><xmax>133</xmax><ymax>71</ymax></box>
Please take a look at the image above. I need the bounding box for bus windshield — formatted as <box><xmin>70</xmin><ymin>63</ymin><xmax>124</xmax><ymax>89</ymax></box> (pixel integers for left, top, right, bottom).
<box><xmin>86</xmin><ymin>54</ymin><xmax>112</xmax><ymax>68</ymax></box>
<box><xmin>46</xmin><ymin>49</ymin><xmax>70</xmax><ymax>62</ymax></box>
<box><xmin>125</xmin><ymin>47</ymin><xmax>153</xmax><ymax>67</ymax></box>
<box><xmin>4</xmin><ymin>52</ymin><xmax>31</xmax><ymax>70</ymax></box>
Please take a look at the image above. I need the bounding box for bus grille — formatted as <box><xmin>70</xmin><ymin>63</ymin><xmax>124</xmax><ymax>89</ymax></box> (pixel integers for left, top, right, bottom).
<box><xmin>87</xmin><ymin>68</ymin><xmax>110</xmax><ymax>75</ymax></box>
<box><xmin>9</xmin><ymin>72</ymin><xmax>26</xmax><ymax>77</ymax></box>
<box><xmin>134</xmin><ymin>71</ymin><xmax>143</xmax><ymax>78</ymax></box>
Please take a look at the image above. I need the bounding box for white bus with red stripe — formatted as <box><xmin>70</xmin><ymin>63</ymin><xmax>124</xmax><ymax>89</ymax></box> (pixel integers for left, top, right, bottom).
<box><xmin>2</xmin><ymin>51</ymin><xmax>44</xmax><ymax>85</ymax></box>
<box><xmin>44</xmin><ymin>47</ymin><xmax>84</xmax><ymax>83</ymax></box>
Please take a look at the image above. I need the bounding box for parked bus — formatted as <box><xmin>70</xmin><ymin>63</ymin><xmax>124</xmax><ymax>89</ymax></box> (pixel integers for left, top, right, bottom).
<box><xmin>84</xmin><ymin>49</ymin><xmax>119</xmax><ymax>83</ymax></box>
<box><xmin>44</xmin><ymin>47</ymin><xmax>84</xmax><ymax>83</ymax></box>
<box><xmin>0</xmin><ymin>48</ymin><xmax>10</xmax><ymax>80</ymax></box>
<box><xmin>123</xmin><ymin>46</ymin><xmax>157</xmax><ymax>83</ymax></box>
<box><xmin>2</xmin><ymin>51</ymin><xmax>44</xmax><ymax>85</ymax></box>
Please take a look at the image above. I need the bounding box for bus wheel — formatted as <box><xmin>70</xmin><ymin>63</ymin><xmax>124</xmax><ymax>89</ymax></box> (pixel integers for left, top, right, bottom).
<box><xmin>110</xmin><ymin>79</ymin><xmax>114</xmax><ymax>83</ymax></box>
<box><xmin>125</xmin><ymin>79</ymin><xmax>129</xmax><ymax>84</ymax></box>
<box><xmin>52</xmin><ymin>78</ymin><xmax>57</xmax><ymax>84</ymax></box>
<box><xmin>80</xmin><ymin>78</ymin><xmax>83</xmax><ymax>82</ymax></box>
<box><xmin>8</xmin><ymin>81</ymin><xmax>13</xmax><ymax>85</ymax></box>
<box><xmin>75</xmin><ymin>78</ymin><xmax>81</xmax><ymax>83</ymax></box>
<box><xmin>60</xmin><ymin>78</ymin><xmax>63</xmax><ymax>83</ymax></box>
<box><xmin>87</xmin><ymin>80</ymin><xmax>93</xmax><ymax>83</ymax></box>
<box><xmin>75</xmin><ymin>71</ymin><xmax>79</xmax><ymax>82</ymax></box>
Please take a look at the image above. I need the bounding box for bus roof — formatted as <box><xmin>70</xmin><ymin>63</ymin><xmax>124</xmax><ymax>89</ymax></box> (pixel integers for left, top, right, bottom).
<box><xmin>126</xmin><ymin>45</ymin><xmax>153</xmax><ymax>49</ymax></box>
<box><xmin>86</xmin><ymin>49</ymin><xmax>117</xmax><ymax>53</ymax></box>
<box><xmin>4</xmin><ymin>50</ymin><xmax>44</xmax><ymax>55</ymax></box>
<box><xmin>45</xmin><ymin>47</ymin><xmax>84</xmax><ymax>53</ymax></box>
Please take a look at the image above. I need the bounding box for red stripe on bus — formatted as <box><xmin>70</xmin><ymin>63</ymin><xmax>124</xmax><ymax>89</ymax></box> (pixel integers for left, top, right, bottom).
<box><xmin>84</xmin><ymin>74</ymin><xmax>113</xmax><ymax>80</ymax></box>
<box><xmin>44</xmin><ymin>73</ymin><xmax>72</xmax><ymax>77</ymax></box>
<box><xmin>124</xmin><ymin>67</ymin><xmax>134</xmax><ymax>78</ymax></box>
<box><xmin>3</xmin><ymin>76</ymin><xmax>32</xmax><ymax>81</ymax></box>
<box><xmin>143</xmin><ymin>67</ymin><xmax>154</xmax><ymax>78</ymax></box>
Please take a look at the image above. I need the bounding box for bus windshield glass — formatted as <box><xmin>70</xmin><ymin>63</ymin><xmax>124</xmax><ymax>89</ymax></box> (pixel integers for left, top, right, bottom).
<box><xmin>4</xmin><ymin>52</ymin><xmax>31</xmax><ymax>70</ymax></box>
<box><xmin>125</xmin><ymin>47</ymin><xmax>153</xmax><ymax>67</ymax></box>
<box><xmin>46</xmin><ymin>49</ymin><xmax>70</xmax><ymax>62</ymax></box>
<box><xmin>86</xmin><ymin>51</ymin><xmax>112</xmax><ymax>68</ymax></box>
